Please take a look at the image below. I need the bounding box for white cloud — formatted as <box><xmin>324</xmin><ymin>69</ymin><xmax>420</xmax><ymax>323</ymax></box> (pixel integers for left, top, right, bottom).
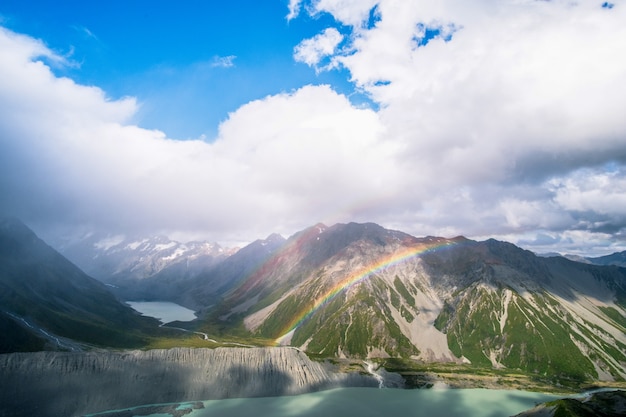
<box><xmin>284</xmin><ymin>0</ymin><xmax>626</xmax><ymax>253</ymax></box>
<box><xmin>550</xmin><ymin>168</ymin><xmax>626</xmax><ymax>217</ymax></box>
<box><xmin>0</xmin><ymin>26</ymin><xmax>399</xmax><ymax>244</ymax></box>
<box><xmin>287</xmin><ymin>0</ymin><xmax>303</xmax><ymax>21</ymax></box>
<box><xmin>312</xmin><ymin>0</ymin><xmax>380</xmax><ymax>28</ymax></box>
<box><xmin>210</xmin><ymin>55</ymin><xmax>236</xmax><ymax>68</ymax></box>
<box><xmin>294</xmin><ymin>27</ymin><xmax>343</xmax><ymax>69</ymax></box>
<box><xmin>72</xmin><ymin>25</ymin><xmax>98</xmax><ymax>41</ymax></box>
<box><xmin>3</xmin><ymin>0</ymin><xmax>626</xmax><ymax>256</ymax></box>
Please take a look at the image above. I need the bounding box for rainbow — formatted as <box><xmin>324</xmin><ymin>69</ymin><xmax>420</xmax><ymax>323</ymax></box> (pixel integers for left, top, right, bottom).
<box><xmin>274</xmin><ymin>238</ymin><xmax>462</xmax><ymax>345</ymax></box>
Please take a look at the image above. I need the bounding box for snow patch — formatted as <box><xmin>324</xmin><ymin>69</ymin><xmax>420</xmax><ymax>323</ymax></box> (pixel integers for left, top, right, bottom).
<box><xmin>94</xmin><ymin>235</ymin><xmax>125</xmax><ymax>251</ymax></box>
<box><xmin>153</xmin><ymin>242</ymin><xmax>177</xmax><ymax>252</ymax></box>
<box><xmin>162</xmin><ymin>247</ymin><xmax>186</xmax><ymax>261</ymax></box>
<box><xmin>126</xmin><ymin>239</ymin><xmax>149</xmax><ymax>250</ymax></box>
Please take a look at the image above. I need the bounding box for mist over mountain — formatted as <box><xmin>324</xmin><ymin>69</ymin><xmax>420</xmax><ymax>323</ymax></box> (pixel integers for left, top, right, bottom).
<box><xmin>0</xmin><ymin>218</ymin><xmax>160</xmax><ymax>352</ymax></box>
<box><xmin>539</xmin><ymin>250</ymin><xmax>626</xmax><ymax>268</ymax></box>
<box><xmin>49</xmin><ymin>232</ymin><xmax>239</xmax><ymax>306</ymax></box>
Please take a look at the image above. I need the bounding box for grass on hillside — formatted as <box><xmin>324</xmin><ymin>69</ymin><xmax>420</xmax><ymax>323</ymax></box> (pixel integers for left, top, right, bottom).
<box><xmin>368</xmin><ymin>357</ymin><xmax>626</xmax><ymax>392</ymax></box>
<box><xmin>142</xmin><ymin>328</ymin><xmax>275</xmax><ymax>350</ymax></box>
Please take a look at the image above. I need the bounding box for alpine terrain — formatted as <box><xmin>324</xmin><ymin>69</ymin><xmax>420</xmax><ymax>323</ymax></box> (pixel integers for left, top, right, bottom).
<box><xmin>53</xmin><ymin>231</ymin><xmax>234</xmax><ymax>303</ymax></box>
<box><xmin>2</xmin><ymin>218</ymin><xmax>626</xmax><ymax>416</ymax></box>
<box><xmin>0</xmin><ymin>218</ymin><xmax>162</xmax><ymax>353</ymax></box>
<box><xmin>204</xmin><ymin>222</ymin><xmax>626</xmax><ymax>383</ymax></box>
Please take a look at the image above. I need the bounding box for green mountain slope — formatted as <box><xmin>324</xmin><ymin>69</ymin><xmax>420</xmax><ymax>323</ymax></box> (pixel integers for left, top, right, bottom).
<box><xmin>206</xmin><ymin>222</ymin><xmax>626</xmax><ymax>383</ymax></box>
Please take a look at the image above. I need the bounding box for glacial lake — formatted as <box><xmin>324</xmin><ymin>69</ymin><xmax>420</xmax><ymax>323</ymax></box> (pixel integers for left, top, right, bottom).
<box><xmin>91</xmin><ymin>387</ymin><xmax>563</xmax><ymax>417</ymax></box>
<box><xmin>126</xmin><ymin>301</ymin><xmax>197</xmax><ymax>324</ymax></box>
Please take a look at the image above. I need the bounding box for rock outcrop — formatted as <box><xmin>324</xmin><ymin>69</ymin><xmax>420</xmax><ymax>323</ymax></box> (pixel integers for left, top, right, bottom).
<box><xmin>0</xmin><ymin>347</ymin><xmax>376</xmax><ymax>417</ymax></box>
<box><xmin>513</xmin><ymin>389</ymin><xmax>626</xmax><ymax>417</ymax></box>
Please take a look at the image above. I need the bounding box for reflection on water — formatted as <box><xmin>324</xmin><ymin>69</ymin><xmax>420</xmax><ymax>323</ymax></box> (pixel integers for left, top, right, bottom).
<box><xmin>126</xmin><ymin>301</ymin><xmax>196</xmax><ymax>324</ymax></box>
<box><xmin>92</xmin><ymin>387</ymin><xmax>562</xmax><ymax>417</ymax></box>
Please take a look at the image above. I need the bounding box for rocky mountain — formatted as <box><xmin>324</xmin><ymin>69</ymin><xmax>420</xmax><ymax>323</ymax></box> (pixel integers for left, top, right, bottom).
<box><xmin>7</xmin><ymin>217</ymin><xmax>625</xmax><ymax>385</ymax></box>
<box><xmin>175</xmin><ymin>232</ymin><xmax>287</xmax><ymax>310</ymax></box>
<box><xmin>207</xmin><ymin>222</ymin><xmax>626</xmax><ymax>383</ymax></box>
<box><xmin>514</xmin><ymin>390</ymin><xmax>626</xmax><ymax>417</ymax></box>
<box><xmin>588</xmin><ymin>251</ymin><xmax>626</xmax><ymax>268</ymax></box>
<box><xmin>53</xmin><ymin>232</ymin><xmax>234</xmax><ymax>302</ymax></box>
<box><xmin>0</xmin><ymin>347</ymin><xmax>377</xmax><ymax>417</ymax></box>
<box><xmin>0</xmin><ymin>218</ymin><xmax>160</xmax><ymax>352</ymax></box>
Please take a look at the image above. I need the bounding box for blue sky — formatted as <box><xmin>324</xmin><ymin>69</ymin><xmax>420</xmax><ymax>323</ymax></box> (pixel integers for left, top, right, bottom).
<box><xmin>0</xmin><ymin>0</ymin><xmax>361</xmax><ymax>139</ymax></box>
<box><xmin>1</xmin><ymin>0</ymin><xmax>626</xmax><ymax>255</ymax></box>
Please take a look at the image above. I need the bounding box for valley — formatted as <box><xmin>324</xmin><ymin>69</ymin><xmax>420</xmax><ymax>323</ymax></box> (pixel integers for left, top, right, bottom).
<box><xmin>1</xmin><ymin>218</ymin><xmax>626</xmax><ymax>416</ymax></box>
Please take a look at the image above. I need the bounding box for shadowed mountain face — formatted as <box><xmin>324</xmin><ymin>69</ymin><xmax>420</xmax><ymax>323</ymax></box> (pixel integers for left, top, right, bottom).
<box><xmin>175</xmin><ymin>232</ymin><xmax>287</xmax><ymax>310</ymax></box>
<box><xmin>588</xmin><ymin>251</ymin><xmax>626</xmax><ymax>268</ymax></box>
<box><xmin>205</xmin><ymin>222</ymin><xmax>626</xmax><ymax>382</ymax></box>
<box><xmin>0</xmin><ymin>218</ymin><xmax>159</xmax><ymax>352</ymax></box>
<box><xmin>0</xmin><ymin>347</ymin><xmax>376</xmax><ymax>417</ymax></box>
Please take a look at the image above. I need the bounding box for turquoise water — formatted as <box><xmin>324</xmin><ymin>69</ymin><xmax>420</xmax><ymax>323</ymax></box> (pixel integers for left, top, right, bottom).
<box><xmin>94</xmin><ymin>387</ymin><xmax>563</xmax><ymax>417</ymax></box>
<box><xmin>126</xmin><ymin>301</ymin><xmax>196</xmax><ymax>323</ymax></box>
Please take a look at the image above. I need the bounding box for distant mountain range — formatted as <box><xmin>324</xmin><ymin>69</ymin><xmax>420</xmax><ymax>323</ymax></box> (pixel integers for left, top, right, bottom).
<box><xmin>3</xmin><ymin>218</ymin><xmax>626</xmax><ymax>386</ymax></box>
<box><xmin>52</xmin><ymin>232</ymin><xmax>235</xmax><ymax>302</ymax></box>
<box><xmin>539</xmin><ymin>250</ymin><xmax>626</xmax><ymax>267</ymax></box>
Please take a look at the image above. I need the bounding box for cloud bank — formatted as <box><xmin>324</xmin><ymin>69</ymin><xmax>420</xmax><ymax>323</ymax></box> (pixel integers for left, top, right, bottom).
<box><xmin>1</xmin><ymin>0</ymin><xmax>626</xmax><ymax>255</ymax></box>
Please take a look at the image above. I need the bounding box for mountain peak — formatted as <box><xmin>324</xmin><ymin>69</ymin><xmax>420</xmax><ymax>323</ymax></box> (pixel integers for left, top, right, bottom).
<box><xmin>0</xmin><ymin>217</ymin><xmax>37</xmax><ymax>242</ymax></box>
<box><xmin>265</xmin><ymin>233</ymin><xmax>286</xmax><ymax>243</ymax></box>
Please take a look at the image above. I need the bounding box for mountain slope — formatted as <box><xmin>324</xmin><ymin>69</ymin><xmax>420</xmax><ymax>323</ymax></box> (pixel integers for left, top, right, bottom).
<box><xmin>175</xmin><ymin>232</ymin><xmax>287</xmax><ymax>310</ymax></box>
<box><xmin>53</xmin><ymin>232</ymin><xmax>231</xmax><ymax>302</ymax></box>
<box><xmin>588</xmin><ymin>250</ymin><xmax>626</xmax><ymax>268</ymax></box>
<box><xmin>207</xmin><ymin>222</ymin><xmax>626</xmax><ymax>383</ymax></box>
<box><xmin>0</xmin><ymin>218</ymin><xmax>160</xmax><ymax>352</ymax></box>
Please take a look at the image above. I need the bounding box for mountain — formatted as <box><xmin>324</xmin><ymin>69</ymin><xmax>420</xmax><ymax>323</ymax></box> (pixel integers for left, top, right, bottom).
<box><xmin>0</xmin><ymin>218</ymin><xmax>160</xmax><ymax>352</ymax></box>
<box><xmin>175</xmin><ymin>232</ymin><xmax>286</xmax><ymax>310</ymax></box>
<box><xmin>537</xmin><ymin>252</ymin><xmax>594</xmax><ymax>264</ymax></box>
<box><xmin>53</xmin><ymin>232</ymin><xmax>233</xmax><ymax>302</ymax></box>
<box><xmin>14</xmin><ymin>218</ymin><xmax>625</xmax><ymax>384</ymax></box>
<box><xmin>514</xmin><ymin>390</ymin><xmax>626</xmax><ymax>417</ymax></box>
<box><xmin>540</xmin><ymin>249</ymin><xmax>626</xmax><ymax>268</ymax></box>
<box><xmin>588</xmin><ymin>251</ymin><xmax>626</xmax><ymax>268</ymax></box>
<box><xmin>206</xmin><ymin>222</ymin><xmax>626</xmax><ymax>383</ymax></box>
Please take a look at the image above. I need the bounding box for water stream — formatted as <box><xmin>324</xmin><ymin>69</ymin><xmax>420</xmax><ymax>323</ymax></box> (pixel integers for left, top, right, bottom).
<box><xmin>363</xmin><ymin>361</ymin><xmax>385</xmax><ymax>388</ymax></box>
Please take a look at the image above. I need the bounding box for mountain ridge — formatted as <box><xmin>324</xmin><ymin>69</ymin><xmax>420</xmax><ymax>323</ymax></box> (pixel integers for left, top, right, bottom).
<box><xmin>0</xmin><ymin>217</ymin><xmax>161</xmax><ymax>352</ymax></box>
<box><xmin>3</xmin><ymin>218</ymin><xmax>626</xmax><ymax>386</ymax></box>
<box><xmin>195</xmin><ymin>222</ymin><xmax>626</xmax><ymax>383</ymax></box>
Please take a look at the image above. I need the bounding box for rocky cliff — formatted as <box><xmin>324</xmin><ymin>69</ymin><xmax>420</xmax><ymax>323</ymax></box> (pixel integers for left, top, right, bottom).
<box><xmin>0</xmin><ymin>347</ymin><xmax>376</xmax><ymax>417</ymax></box>
<box><xmin>513</xmin><ymin>390</ymin><xmax>626</xmax><ymax>417</ymax></box>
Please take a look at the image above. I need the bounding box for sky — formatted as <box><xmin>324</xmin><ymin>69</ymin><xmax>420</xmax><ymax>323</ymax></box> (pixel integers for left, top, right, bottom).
<box><xmin>1</xmin><ymin>0</ymin><xmax>625</xmax><ymax>256</ymax></box>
